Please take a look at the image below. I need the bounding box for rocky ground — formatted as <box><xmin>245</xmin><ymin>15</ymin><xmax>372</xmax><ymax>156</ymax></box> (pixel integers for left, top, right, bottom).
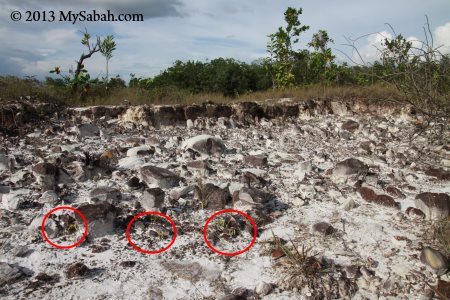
<box><xmin>0</xmin><ymin>99</ymin><xmax>449</xmax><ymax>300</ymax></box>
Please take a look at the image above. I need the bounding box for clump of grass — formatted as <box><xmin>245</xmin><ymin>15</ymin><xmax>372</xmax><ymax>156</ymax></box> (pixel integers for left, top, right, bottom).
<box><xmin>270</xmin><ymin>232</ymin><xmax>357</xmax><ymax>298</ymax></box>
<box><xmin>0</xmin><ymin>76</ymin><xmax>64</xmax><ymax>103</ymax></box>
<box><xmin>0</xmin><ymin>76</ymin><xmax>407</xmax><ymax>107</ymax></box>
<box><xmin>272</xmin><ymin>233</ymin><xmax>326</xmax><ymax>283</ymax></box>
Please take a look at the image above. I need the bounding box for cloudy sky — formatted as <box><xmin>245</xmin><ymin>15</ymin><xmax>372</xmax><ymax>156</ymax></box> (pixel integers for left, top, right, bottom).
<box><xmin>0</xmin><ymin>0</ymin><xmax>449</xmax><ymax>81</ymax></box>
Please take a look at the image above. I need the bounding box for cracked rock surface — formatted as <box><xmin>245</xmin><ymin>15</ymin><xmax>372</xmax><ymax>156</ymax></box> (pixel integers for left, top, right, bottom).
<box><xmin>0</xmin><ymin>100</ymin><xmax>449</xmax><ymax>299</ymax></box>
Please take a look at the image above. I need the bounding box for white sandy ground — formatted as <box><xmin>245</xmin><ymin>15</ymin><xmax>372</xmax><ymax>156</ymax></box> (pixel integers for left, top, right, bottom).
<box><xmin>0</xmin><ymin>111</ymin><xmax>449</xmax><ymax>299</ymax></box>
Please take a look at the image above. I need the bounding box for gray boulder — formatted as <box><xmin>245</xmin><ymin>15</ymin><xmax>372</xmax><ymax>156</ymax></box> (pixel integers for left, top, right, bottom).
<box><xmin>76</xmin><ymin>123</ymin><xmax>100</xmax><ymax>138</ymax></box>
<box><xmin>89</xmin><ymin>186</ymin><xmax>122</xmax><ymax>203</ymax></box>
<box><xmin>415</xmin><ymin>192</ymin><xmax>450</xmax><ymax>221</ymax></box>
<box><xmin>139</xmin><ymin>188</ymin><xmax>165</xmax><ymax>211</ymax></box>
<box><xmin>0</xmin><ymin>262</ymin><xmax>26</xmax><ymax>286</ymax></box>
<box><xmin>140</xmin><ymin>165</ymin><xmax>180</xmax><ymax>189</ymax></box>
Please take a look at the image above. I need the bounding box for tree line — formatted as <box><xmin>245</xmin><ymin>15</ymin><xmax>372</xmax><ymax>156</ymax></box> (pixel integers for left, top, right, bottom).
<box><xmin>43</xmin><ymin>7</ymin><xmax>449</xmax><ymax>116</ymax></box>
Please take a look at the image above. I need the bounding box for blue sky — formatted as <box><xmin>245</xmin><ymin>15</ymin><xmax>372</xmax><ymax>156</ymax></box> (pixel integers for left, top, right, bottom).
<box><xmin>0</xmin><ymin>0</ymin><xmax>449</xmax><ymax>81</ymax></box>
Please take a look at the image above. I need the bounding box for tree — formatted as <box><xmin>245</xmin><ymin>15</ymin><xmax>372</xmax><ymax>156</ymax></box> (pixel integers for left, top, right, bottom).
<box><xmin>378</xmin><ymin>22</ymin><xmax>450</xmax><ymax>118</ymax></box>
<box><xmin>100</xmin><ymin>35</ymin><xmax>116</xmax><ymax>90</ymax></box>
<box><xmin>308</xmin><ymin>30</ymin><xmax>337</xmax><ymax>84</ymax></box>
<box><xmin>266</xmin><ymin>7</ymin><xmax>310</xmax><ymax>88</ymax></box>
<box><xmin>50</xmin><ymin>29</ymin><xmax>115</xmax><ymax>97</ymax></box>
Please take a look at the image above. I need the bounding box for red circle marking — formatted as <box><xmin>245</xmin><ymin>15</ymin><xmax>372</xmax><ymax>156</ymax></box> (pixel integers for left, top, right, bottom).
<box><xmin>41</xmin><ymin>206</ymin><xmax>89</xmax><ymax>249</ymax></box>
<box><xmin>126</xmin><ymin>211</ymin><xmax>177</xmax><ymax>254</ymax></box>
<box><xmin>203</xmin><ymin>209</ymin><xmax>257</xmax><ymax>257</ymax></box>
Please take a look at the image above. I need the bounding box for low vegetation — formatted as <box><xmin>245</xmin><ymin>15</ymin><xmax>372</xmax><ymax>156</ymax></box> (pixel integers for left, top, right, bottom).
<box><xmin>1</xmin><ymin>7</ymin><xmax>448</xmax><ymax>120</ymax></box>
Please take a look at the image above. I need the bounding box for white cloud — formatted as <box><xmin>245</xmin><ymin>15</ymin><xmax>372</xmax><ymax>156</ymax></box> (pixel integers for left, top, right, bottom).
<box><xmin>353</xmin><ymin>31</ymin><xmax>393</xmax><ymax>63</ymax></box>
<box><xmin>434</xmin><ymin>22</ymin><xmax>450</xmax><ymax>53</ymax></box>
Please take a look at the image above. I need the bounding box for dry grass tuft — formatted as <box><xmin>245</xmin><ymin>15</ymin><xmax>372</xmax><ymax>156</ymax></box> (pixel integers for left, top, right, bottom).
<box><xmin>270</xmin><ymin>232</ymin><xmax>357</xmax><ymax>299</ymax></box>
<box><xmin>1</xmin><ymin>76</ymin><xmax>405</xmax><ymax>107</ymax></box>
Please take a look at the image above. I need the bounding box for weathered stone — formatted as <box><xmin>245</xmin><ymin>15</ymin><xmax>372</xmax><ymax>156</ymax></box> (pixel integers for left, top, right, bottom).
<box><xmin>420</xmin><ymin>247</ymin><xmax>449</xmax><ymax>276</ymax></box>
<box><xmin>358</xmin><ymin>187</ymin><xmax>400</xmax><ymax>208</ymax></box>
<box><xmin>333</xmin><ymin>158</ymin><xmax>369</xmax><ymax>177</ymax></box>
<box><xmin>240</xmin><ymin>171</ymin><xmax>268</xmax><ymax>188</ymax></box>
<box><xmin>312</xmin><ymin>222</ymin><xmax>335</xmax><ymax>236</ymax></box>
<box><xmin>152</xmin><ymin>106</ymin><xmax>186</xmax><ymax>128</ymax></box>
<box><xmin>77</xmin><ymin>201</ymin><xmax>118</xmax><ymax>238</ymax></box>
<box><xmin>342</xmin><ymin>198</ymin><xmax>356</xmax><ymax>211</ymax></box>
<box><xmin>126</xmin><ymin>176</ymin><xmax>143</xmax><ymax>190</ymax></box>
<box><xmin>126</xmin><ymin>145</ymin><xmax>154</xmax><ymax>157</ymax></box>
<box><xmin>341</xmin><ymin>120</ymin><xmax>360</xmax><ymax>132</ymax></box>
<box><xmin>161</xmin><ymin>261</ymin><xmax>203</xmax><ymax>282</ymax></box>
<box><xmin>120</xmin><ymin>261</ymin><xmax>137</xmax><ymax>268</ymax></box>
<box><xmin>425</xmin><ymin>168</ymin><xmax>450</xmax><ymax>181</ymax></box>
<box><xmin>0</xmin><ymin>154</ymin><xmax>11</xmax><ymax>171</ymax></box>
<box><xmin>233</xmin><ymin>187</ymin><xmax>273</xmax><ymax>207</ymax></box>
<box><xmin>89</xmin><ymin>186</ymin><xmax>122</xmax><ymax>203</ymax></box>
<box><xmin>168</xmin><ymin>186</ymin><xmax>194</xmax><ymax>201</ymax></box>
<box><xmin>66</xmin><ymin>263</ymin><xmax>90</xmax><ymax>279</ymax></box>
<box><xmin>140</xmin><ymin>165</ymin><xmax>180</xmax><ymax>189</ymax></box>
<box><xmin>344</xmin><ymin>265</ymin><xmax>360</xmax><ymax>279</ymax></box>
<box><xmin>118</xmin><ymin>156</ymin><xmax>144</xmax><ymax>171</ymax></box>
<box><xmin>186</xmin><ymin>160</ymin><xmax>213</xmax><ymax>176</ymax></box>
<box><xmin>38</xmin><ymin>190</ymin><xmax>59</xmax><ymax>206</ymax></box>
<box><xmin>119</xmin><ymin>106</ymin><xmax>150</xmax><ymax>127</ymax></box>
<box><xmin>76</xmin><ymin>123</ymin><xmax>100</xmax><ymax>138</ymax></box>
<box><xmin>385</xmin><ymin>186</ymin><xmax>406</xmax><ymax>199</ymax></box>
<box><xmin>182</xmin><ymin>135</ymin><xmax>226</xmax><ymax>156</ymax></box>
<box><xmin>2</xmin><ymin>189</ymin><xmax>28</xmax><ymax>211</ymax></box>
<box><xmin>255</xmin><ymin>282</ymin><xmax>274</xmax><ymax>295</ymax></box>
<box><xmin>12</xmin><ymin>245</ymin><xmax>32</xmax><ymax>257</ymax></box>
<box><xmin>195</xmin><ymin>183</ymin><xmax>231</xmax><ymax>210</ymax></box>
<box><xmin>405</xmin><ymin>207</ymin><xmax>426</xmax><ymax>219</ymax></box>
<box><xmin>0</xmin><ymin>262</ymin><xmax>26</xmax><ymax>286</ymax></box>
<box><xmin>185</xmin><ymin>104</ymin><xmax>207</xmax><ymax>120</ymax></box>
<box><xmin>415</xmin><ymin>193</ymin><xmax>450</xmax><ymax>221</ymax></box>
<box><xmin>243</xmin><ymin>154</ymin><xmax>268</xmax><ymax>167</ymax></box>
<box><xmin>139</xmin><ymin>188</ymin><xmax>165</xmax><ymax>210</ymax></box>
<box><xmin>32</xmin><ymin>162</ymin><xmax>57</xmax><ymax>189</ymax></box>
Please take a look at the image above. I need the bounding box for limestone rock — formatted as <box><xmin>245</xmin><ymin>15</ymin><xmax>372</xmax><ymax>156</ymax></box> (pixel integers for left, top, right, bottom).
<box><xmin>233</xmin><ymin>187</ymin><xmax>273</xmax><ymax>207</ymax></box>
<box><xmin>76</xmin><ymin>201</ymin><xmax>118</xmax><ymax>238</ymax></box>
<box><xmin>76</xmin><ymin>123</ymin><xmax>100</xmax><ymax>138</ymax></box>
<box><xmin>420</xmin><ymin>247</ymin><xmax>449</xmax><ymax>276</ymax></box>
<box><xmin>311</xmin><ymin>222</ymin><xmax>335</xmax><ymax>236</ymax></box>
<box><xmin>126</xmin><ymin>145</ymin><xmax>154</xmax><ymax>157</ymax></box>
<box><xmin>161</xmin><ymin>261</ymin><xmax>203</xmax><ymax>282</ymax></box>
<box><xmin>341</xmin><ymin>120</ymin><xmax>360</xmax><ymax>132</ymax></box>
<box><xmin>0</xmin><ymin>262</ymin><xmax>26</xmax><ymax>286</ymax></box>
<box><xmin>139</xmin><ymin>188</ymin><xmax>165</xmax><ymax>211</ymax></box>
<box><xmin>182</xmin><ymin>135</ymin><xmax>226</xmax><ymax>156</ymax></box>
<box><xmin>140</xmin><ymin>165</ymin><xmax>180</xmax><ymax>189</ymax></box>
<box><xmin>66</xmin><ymin>263</ymin><xmax>90</xmax><ymax>279</ymax></box>
<box><xmin>243</xmin><ymin>154</ymin><xmax>268</xmax><ymax>167</ymax></box>
<box><xmin>195</xmin><ymin>183</ymin><xmax>231</xmax><ymax>210</ymax></box>
<box><xmin>333</xmin><ymin>158</ymin><xmax>368</xmax><ymax>177</ymax></box>
<box><xmin>415</xmin><ymin>192</ymin><xmax>450</xmax><ymax>221</ymax></box>
<box><xmin>89</xmin><ymin>186</ymin><xmax>122</xmax><ymax>203</ymax></box>
<box><xmin>358</xmin><ymin>186</ymin><xmax>400</xmax><ymax>208</ymax></box>
<box><xmin>255</xmin><ymin>282</ymin><xmax>274</xmax><ymax>295</ymax></box>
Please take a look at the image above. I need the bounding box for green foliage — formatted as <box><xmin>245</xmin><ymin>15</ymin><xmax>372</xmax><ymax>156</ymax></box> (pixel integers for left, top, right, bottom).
<box><xmin>307</xmin><ymin>30</ymin><xmax>338</xmax><ymax>84</ymax></box>
<box><xmin>49</xmin><ymin>29</ymin><xmax>114</xmax><ymax>99</ymax></box>
<box><xmin>135</xmin><ymin>58</ymin><xmax>271</xmax><ymax>97</ymax></box>
<box><xmin>379</xmin><ymin>30</ymin><xmax>450</xmax><ymax>117</ymax></box>
<box><xmin>266</xmin><ymin>7</ymin><xmax>310</xmax><ymax>88</ymax></box>
<box><xmin>100</xmin><ymin>35</ymin><xmax>117</xmax><ymax>89</ymax></box>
